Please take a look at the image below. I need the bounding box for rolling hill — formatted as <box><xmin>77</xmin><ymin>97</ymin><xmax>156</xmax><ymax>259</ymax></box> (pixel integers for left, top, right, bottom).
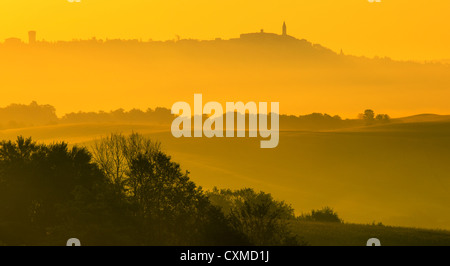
<box><xmin>1</xmin><ymin>116</ymin><xmax>450</xmax><ymax>232</ymax></box>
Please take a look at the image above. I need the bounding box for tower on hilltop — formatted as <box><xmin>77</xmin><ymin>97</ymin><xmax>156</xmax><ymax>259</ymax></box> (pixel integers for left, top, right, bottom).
<box><xmin>282</xmin><ymin>22</ymin><xmax>287</xmax><ymax>36</ymax></box>
<box><xmin>28</xmin><ymin>31</ymin><xmax>36</xmax><ymax>44</ymax></box>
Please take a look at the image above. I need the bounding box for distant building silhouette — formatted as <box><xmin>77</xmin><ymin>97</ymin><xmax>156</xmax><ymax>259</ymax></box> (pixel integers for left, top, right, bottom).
<box><xmin>239</xmin><ymin>22</ymin><xmax>295</xmax><ymax>41</ymax></box>
<box><xmin>28</xmin><ymin>31</ymin><xmax>36</xmax><ymax>44</ymax></box>
<box><xmin>4</xmin><ymin>38</ymin><xmax>21</xmax><ymax>45</ymax></box>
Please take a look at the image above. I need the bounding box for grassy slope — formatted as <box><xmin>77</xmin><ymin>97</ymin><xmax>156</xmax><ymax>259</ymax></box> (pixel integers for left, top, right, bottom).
<box><xmin>1</xmin><ymin>119</ymin><xmax>450</xmax><ymax>233</ymax></box>
<box><xmin>291</xmin><ymin>221</ymin><xmax>450</xmax><ymax>246</ymax></box>
<box><xmin>154</xmin><ymin>123</ymin><xmax>450</xmax><ymax>230</ymax></box>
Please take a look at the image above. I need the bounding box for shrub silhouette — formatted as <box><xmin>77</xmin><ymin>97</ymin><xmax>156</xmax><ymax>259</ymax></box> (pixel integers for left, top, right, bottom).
<box><xmin>298</xmin><ymin>207</ymin><xmax>342</xmax><ymax>223</ymax></box>
<box><xmin>208</xmin><ymin>188</ymin><xmax>306</xmax><ymax>246</ymax></box>
<box><xmin>358</xmin><ymin>110</ymin><xmax>391</xmax><ymax>125</ymax></box>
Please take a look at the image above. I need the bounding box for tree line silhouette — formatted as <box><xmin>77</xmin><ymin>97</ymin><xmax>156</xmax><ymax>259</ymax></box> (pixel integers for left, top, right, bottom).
<box><xmin>0</xmin><ymin>133</ymin><xmax>345</xmax><ymax>246</ymax></box>
<box><xmin>0</xmin><ymin>102</ymin><xmax>390</xmax><ymax>131</ymax></box>
<box><xmin>0</xmin><ymin>133</ymin><xmax>344</xmax><ymax>246</ymax></box>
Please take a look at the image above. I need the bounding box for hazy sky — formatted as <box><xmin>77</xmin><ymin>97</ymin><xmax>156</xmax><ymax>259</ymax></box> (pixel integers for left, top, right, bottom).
<box><xmin>1</xmin><ymin>0</ymin><xmax>450</xmax><ymax>61</ymax></box>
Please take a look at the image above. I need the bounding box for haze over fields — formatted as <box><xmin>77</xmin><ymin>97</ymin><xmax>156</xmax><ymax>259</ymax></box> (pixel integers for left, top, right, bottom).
<box><xmin>1</xmin><ymin>10</ymin><xmax>450</xmax><ymax>232</ymax></box>
<box><xmin>1</xmin><ymin>31</ymin><xmax>450</xmax><ymax>230</ymax></box>
<box><xmin>1</xmin><ymin>113</ymin><xmax>450</xmax><ymax>230</ymax></box>
<box><xmin>2</xmin><ymin>32</ymin><xmax>450</xmax><ymax>118</ymax></box>
<box><xmin>2</xmin><ymin>0</ymin><xmax>450</xmax><ymax>246</ymax></box>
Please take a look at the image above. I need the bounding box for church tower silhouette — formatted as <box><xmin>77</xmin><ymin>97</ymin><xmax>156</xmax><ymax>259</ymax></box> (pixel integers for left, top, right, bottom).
<box><xmin>282</xmin><ymin>22</ymin><xmax>287</xmax><ymax>36</ymax></box>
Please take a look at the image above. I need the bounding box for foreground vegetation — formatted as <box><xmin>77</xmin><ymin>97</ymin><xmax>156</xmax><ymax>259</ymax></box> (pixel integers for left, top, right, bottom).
<box><xmin>1</xmin><ymin>133</ymin><xmax>449</xmax><ymax>246</ymax></box>
<box><xmin>0</xmin><ymin>134</ymin><xmax>304</xmax><ymax>246</ymax></box>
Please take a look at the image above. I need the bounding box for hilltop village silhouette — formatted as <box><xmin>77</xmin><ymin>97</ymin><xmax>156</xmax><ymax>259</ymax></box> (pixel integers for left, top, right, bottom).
<box><xmin>2</xmin><ymin>22</ymin><xmax>302</xmax><ymax>45</ymax></box>
<box><xmin>1</xmin><ymin>22</ymin><xmax>339</xmax><ymax>58</ymax></box>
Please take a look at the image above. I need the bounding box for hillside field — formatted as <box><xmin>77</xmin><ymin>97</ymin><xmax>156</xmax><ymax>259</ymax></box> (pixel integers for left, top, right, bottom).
<box><xmin>1</xmin><ymin>118</ymin><xmax>450</xmax><ymax>232</ymax></box>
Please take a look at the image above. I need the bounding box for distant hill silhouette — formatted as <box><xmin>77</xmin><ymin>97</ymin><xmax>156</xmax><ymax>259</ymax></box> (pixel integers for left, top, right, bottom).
<box><xmin>2</xmin><ymin>30</ymin><xmax>450</xmax><ymax>118</ymax></box>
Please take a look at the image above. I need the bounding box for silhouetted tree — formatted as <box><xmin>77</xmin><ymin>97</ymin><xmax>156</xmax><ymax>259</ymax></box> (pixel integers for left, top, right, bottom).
<box><xmin>362</xmin><ymin>109</ymin><xmax>376</xmax><ymax>125</ymax></box>
<box><xmin>376</xmin><ymin>114</ymin><xmax>391</xmax><ymax>123</ymax></box>
<box><xmin>208</xmin><ymin>188</ymin><xmax>304</xmax><ymax>246</ymax></box>
<box><xmin>0</xmin><ymin>136</ymin><xmax>108</xmax><ymax>245</ymax></box>
<box><xmin>92</xmin><ymin>133</ymin><xmax>247</xmax><ymax>245</ymax></box>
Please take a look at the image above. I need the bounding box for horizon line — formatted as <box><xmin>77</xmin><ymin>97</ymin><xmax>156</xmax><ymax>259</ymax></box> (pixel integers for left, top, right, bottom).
<box><xmin>0</xmin><ymin>101</ymin><xmax>448</xmax><ymax>120</ymax></box>
<box><xmin>3</xmin><ymin>31</ymin><xmax>446</xmax><ymax>63</ymax></box>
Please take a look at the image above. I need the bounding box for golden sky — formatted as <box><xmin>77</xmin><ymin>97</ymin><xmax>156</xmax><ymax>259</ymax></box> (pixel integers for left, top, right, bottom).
<box><xmin>1</xmin><ymin>0</ymin><xmax>450</xmax><ymax>61</ymax></box>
